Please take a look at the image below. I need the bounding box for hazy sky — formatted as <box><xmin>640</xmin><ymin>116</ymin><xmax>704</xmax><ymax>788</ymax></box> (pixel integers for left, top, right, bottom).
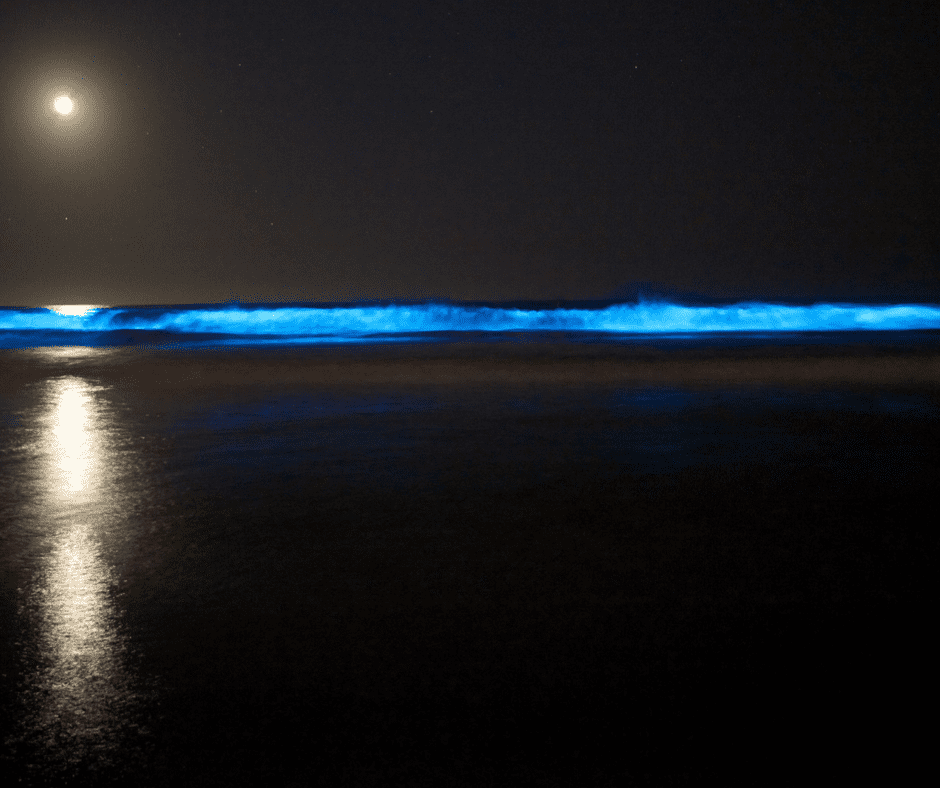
<box><xmin>1</xmin><ymin>0</ymin><xmax>937</xmax><ymax>306</ymax></box>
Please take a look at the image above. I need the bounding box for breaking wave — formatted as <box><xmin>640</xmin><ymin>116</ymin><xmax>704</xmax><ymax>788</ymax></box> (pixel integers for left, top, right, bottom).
<box><xmin>2</xmin><ymin>300</ymin><xmax>940</xmax><ymax>347</ymax></box>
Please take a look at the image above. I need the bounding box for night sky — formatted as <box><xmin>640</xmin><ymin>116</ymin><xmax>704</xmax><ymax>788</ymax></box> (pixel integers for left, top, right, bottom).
<box><xmin>1</xmin><ymin>0</ymin><xmax>937</xmax><ymax>306</ymax></box>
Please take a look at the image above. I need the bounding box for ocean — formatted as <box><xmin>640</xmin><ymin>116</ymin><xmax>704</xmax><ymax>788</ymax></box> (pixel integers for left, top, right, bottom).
<box><xmin>1</xmin><ymin>301</ymin><xmax>939</xmax><ymax>785</ymax></box>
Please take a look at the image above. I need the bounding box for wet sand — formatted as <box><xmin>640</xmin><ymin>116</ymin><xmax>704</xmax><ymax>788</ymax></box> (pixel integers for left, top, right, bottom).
<box><xmin>3</xmin><ymin>333</ymin><xmax>940</xmax><ymax>392</ymax></box>
<box><xmin>1</xmin><ymin>336</ymin><xmax>938</xmax><ymax>785</ymax></box>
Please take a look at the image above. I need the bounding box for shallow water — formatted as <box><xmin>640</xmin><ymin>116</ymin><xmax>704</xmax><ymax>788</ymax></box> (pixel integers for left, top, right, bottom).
<box><xmin>1</xmin><ymin>335</ymin><xmax>938</xmax><ymax>785</ymax></box>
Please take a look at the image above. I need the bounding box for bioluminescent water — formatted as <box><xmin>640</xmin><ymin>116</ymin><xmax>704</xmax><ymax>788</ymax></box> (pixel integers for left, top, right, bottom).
<box><xmin>2</xmin><ymin>300</ymin><xmax>940</xmax><ymax>347</ymax></box>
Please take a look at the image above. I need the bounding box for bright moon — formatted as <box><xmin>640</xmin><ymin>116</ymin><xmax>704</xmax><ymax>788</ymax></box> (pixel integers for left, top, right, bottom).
<box><xmin>54</xmin><ymin>95</ymin><xmax>73</xmax><ymax>115</ymax></box>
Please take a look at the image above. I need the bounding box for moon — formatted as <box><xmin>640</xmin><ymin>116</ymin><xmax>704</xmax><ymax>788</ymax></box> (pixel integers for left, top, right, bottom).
<box><xmin>54</xmin><ymin>95</ymin><xmax>73</xmax><ymax>115</ymax></box>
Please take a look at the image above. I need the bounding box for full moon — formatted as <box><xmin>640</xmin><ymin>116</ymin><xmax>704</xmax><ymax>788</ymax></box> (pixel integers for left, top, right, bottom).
<box><xmin>54</xmin><ymin>95</ymin><xmax>73</xmax><ymax>115</ymax></box>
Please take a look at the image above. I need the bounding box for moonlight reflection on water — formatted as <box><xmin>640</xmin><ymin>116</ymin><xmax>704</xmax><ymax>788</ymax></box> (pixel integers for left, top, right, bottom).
<box><xmin>8</xmin><ymin>375</ymin><xmax>148</xmax><ymax>778</ymax></box>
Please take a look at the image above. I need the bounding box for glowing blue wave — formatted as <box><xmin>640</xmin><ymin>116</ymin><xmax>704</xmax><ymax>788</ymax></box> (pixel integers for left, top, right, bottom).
<box><xmin>2</xmin><ymin>300</ymin><xmax>940</xmax><ymax>345</ymax></box>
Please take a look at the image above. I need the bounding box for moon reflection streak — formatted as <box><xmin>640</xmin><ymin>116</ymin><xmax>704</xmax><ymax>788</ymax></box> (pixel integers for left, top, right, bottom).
<box><xmin>9</xmin><ymin>375</ymin><xmax>142</xmax><ymax>776</ymax></box>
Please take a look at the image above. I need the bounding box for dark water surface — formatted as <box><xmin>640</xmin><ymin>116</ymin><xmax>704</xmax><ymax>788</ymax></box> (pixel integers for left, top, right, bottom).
<box><xmin>1</xmin><ymin>336</ymin><xmax>938</xmax><ymax>785</ymax></box>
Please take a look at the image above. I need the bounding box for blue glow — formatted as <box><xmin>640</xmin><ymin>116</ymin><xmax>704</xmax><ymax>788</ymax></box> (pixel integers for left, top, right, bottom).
<box><xmin>1</xmin><ymin>300</ymin><xmax>940</xmax><ymax>346</ymax></box>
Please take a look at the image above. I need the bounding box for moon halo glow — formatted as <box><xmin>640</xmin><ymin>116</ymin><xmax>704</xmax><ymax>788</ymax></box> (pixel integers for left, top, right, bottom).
<box><xmin>5</xmin><ymin>54</ymin><xmax>125</xmax><ymax>169</ymax></box>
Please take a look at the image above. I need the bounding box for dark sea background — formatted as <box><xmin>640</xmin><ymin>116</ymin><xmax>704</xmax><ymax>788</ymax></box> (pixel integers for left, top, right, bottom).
<box><xmin>1</xmin><ymin>303</ymin><xmax>938</xmax><ymax>785</ymax></box>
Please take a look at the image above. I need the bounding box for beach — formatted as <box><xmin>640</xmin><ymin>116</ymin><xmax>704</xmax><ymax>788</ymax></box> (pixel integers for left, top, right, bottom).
<box><xmin>1</xmin><ymin>333</ymin><xmax>938</xmax><ymax>784</ymax></box>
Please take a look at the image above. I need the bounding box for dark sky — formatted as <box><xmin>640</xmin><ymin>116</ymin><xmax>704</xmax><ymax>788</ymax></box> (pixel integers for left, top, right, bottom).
<box><xmin>1</xmin><ymin>0</ymin><xmax>937</xmax><ymax>306</ymax></box>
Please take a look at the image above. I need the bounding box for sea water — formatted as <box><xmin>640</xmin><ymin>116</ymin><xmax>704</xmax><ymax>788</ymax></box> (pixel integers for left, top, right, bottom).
<box><xmin>1</xmin><ymin>302</ymin><xmax>938</xmax><ymax>785</ymax></box>
<box><xmin>3</xmin><ymin>299</ymin><xmax>940</xmax><ymax>347</ymax></box>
